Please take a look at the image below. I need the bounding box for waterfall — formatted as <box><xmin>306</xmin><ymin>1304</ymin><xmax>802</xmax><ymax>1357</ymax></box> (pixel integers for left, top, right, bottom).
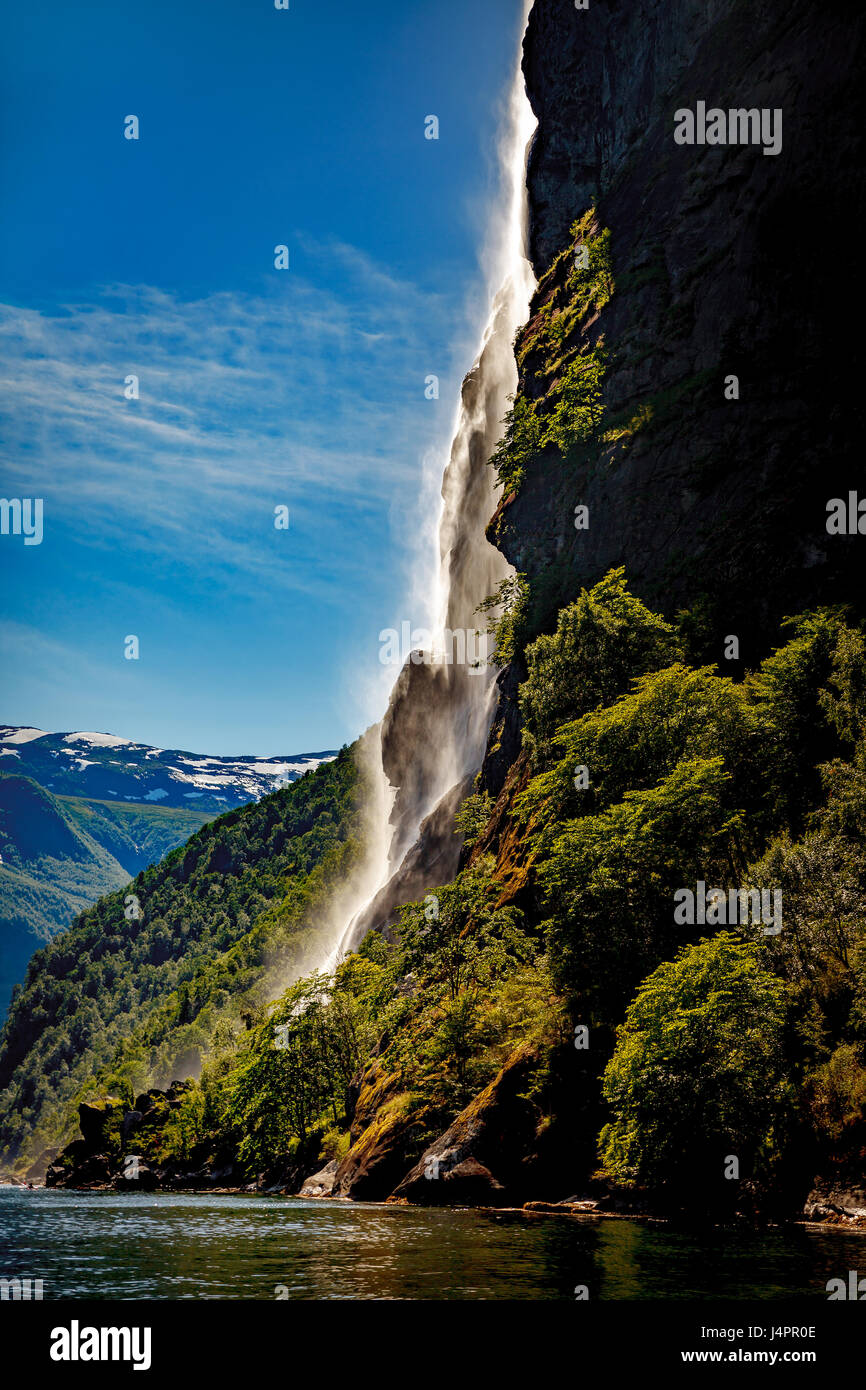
<box><xmin>316</xmin><ymin>5</ymin><xmax>537</xmax><ymax>975</ymax></box>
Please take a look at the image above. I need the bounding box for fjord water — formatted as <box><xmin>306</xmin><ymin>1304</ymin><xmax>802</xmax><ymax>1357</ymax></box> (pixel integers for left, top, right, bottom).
<box><xmin>2</xmin><ymin>1189</ymin><xmax>864</xmax><ymax>1300</ymax></box>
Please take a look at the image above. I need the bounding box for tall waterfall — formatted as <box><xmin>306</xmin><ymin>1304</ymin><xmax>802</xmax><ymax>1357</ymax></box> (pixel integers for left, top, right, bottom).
<box><xmin>317</xmin><ymin>6</ymin><xmax>537</xmax><ymax>975</ymax></box>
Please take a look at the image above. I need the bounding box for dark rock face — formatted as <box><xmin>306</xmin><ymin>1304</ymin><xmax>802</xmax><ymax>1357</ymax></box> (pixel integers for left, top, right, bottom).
<box><xmin>524</xmin><ymin>0</ymin><xmax>731</xmax><ymax>273</ymax></box>
<box><xmin>389</xmin><ymin>1047</ymin><xmax>539</xmax><ymax>1207</ymax></box>
<box><xmin>500</xmin><ymin>0</ymin><xmax>866</xmax><ymax>667</ymax></box>
<box><xmin>397</xmin><ymin>1155</ymin><xmax>505</xmax><ymax>1207</ymax></box>
<box><xmin>389</xmin><ymin>1042</ymin><xmax>597</xmax><ymax>1207</ymax></box>
<box><xmin>333</xmin><ymin>1061</ymin><xmax>431</xmax><ymax>1200</ymax></box>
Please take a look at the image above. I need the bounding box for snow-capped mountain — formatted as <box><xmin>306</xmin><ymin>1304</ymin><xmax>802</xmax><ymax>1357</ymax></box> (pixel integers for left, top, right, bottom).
<box><xmin>0</xmin><ymin>727</ymin><xmax>338</xmax><ymax>814</ymax></box>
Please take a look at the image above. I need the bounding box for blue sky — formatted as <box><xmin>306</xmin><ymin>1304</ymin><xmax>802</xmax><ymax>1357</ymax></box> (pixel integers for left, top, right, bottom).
<box><xmin>0</xmin><ymin>0</ymin><xmax>525</xmax><ymax>755</ymax></box>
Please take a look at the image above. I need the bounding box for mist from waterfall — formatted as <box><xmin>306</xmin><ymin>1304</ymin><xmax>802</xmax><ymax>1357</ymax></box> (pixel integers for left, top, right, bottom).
<box><xmin>314</xmin><ymin>4</ymin><xmax>537</xmax><ymax>977</ymax></box>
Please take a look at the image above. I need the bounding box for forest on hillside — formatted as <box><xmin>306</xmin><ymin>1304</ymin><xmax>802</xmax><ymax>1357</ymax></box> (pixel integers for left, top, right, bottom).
<box><xmin>11</xmin><ymin>571</ymin><xmax>865</xmax><ymax>1219</ymax></box>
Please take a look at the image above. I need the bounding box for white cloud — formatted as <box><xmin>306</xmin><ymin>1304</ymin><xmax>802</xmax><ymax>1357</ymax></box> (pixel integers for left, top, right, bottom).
<box><xmin>0</xmin><ymin>244</ymin><xmax>466</xmax><ymax>606</ymax></box>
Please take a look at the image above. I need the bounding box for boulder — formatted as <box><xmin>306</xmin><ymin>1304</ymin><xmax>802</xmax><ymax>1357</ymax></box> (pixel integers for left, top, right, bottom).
<box><xmin>523</xmin><ymin>1199</ymin><xmax>599</xmax><ymax>1214</ymax></box>
<box><xmin>804</xmin><ymin>1182</ymin><xmax>866</xmax><ymax>1224</ymax></box>
<box><xmin>77</xmin><ymin>1098</ymin><xmax>124</xmax><ymax>1149</ymax></box>
<box><xmin>166</xmin><ymin>1080</ymin><xmax>193</xmax><ymax>1107</ymax></box>
<box><xmin>120</xmin><ymin>1111</ymin><xmax>143</xmax><ymax>1145</ymax></box>
<box><xmin>298</xmin><ymin>1159</ymin><xmax>341</xmax><ymax>1198</ymax></box>
<box><xmin>47</xmin><ymin>1151</ymin><xmax>113</xmax><ymax>1189</ymax></box>
<box><xmin>115</xmin><ymin>1160</ymin><xmax>158</xmax><ymax>1191</ymax></box>
<box><xmin>134</xmin><ymin>1090</ymin><xmax>164</xmax><ymax>1115</ymax></box>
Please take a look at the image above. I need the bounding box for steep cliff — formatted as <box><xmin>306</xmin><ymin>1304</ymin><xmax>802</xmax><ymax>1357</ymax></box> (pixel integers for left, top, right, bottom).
<box><xmin>491</xmin><ymin>0</ymin><xmax>864</xmax><ymax>668</ymax></box>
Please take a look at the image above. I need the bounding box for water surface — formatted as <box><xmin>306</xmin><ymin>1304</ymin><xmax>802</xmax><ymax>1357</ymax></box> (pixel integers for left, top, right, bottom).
<box><xmin>1</xmin><ymin>1188</ymin><xmax>864</xmax><ymax>1300</ymax></box>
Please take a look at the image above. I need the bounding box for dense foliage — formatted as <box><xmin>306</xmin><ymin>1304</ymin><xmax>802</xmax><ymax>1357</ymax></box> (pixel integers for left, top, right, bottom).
<box><xmin>600</xmin><ymin>934</ymin><xmax>795</xmax><ymax>1202</ymax></box>
<box><xmin>490</xmin><ymin>214</ymin><xmax>612</xmax><ymax>496</ymax></box>
<box><xmin>123</xmin><ymin>856</ymin><xmax>563</xmax><ymax>1182</ymax></box>
<box><xmin>0</xmin><ymin>750</ymin><xmax>357</xmax><ymax>1164</ymax></box>
<box><xmin>513</xmin><ymin>578</ymin><xmax>866</xmax><ymax>1203</ymax></box>
<box><xmin>5</xmin><ymin>571</ymin><xmax>865</xmax><ymax>1219</ymax></box>
<box><xmin>0</xmin><ymin>774</ymin><xmax>210</xmax><ymax>1014</ymax></box>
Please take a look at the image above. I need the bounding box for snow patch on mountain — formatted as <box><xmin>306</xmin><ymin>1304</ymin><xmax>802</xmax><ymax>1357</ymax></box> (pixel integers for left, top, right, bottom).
<box><xmin>0</xmin><ymin>725</ymin><xmax>339</xmax><ymax>813</ymax></box>
<box><xmin>63</xmin><ymin>733</ymin><xmax>133</xmax><ymax>748</ymax></box>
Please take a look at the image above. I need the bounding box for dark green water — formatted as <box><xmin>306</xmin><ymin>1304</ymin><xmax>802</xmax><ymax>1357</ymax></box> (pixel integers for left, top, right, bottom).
<box><xmin>2</xmin><ymin>1188</ymin><xmax>865</xmax><ymax>1300</ymax></box>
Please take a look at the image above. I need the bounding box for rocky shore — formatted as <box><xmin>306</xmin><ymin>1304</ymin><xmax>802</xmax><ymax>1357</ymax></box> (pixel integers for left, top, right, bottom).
<box><xmin>33</xmin><ymin>1081</ymin><xmax>866</xmax><ymax>1231</ymax></box>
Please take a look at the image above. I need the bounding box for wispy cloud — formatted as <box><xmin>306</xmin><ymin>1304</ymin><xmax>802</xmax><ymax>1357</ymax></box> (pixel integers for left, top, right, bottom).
<box><xmin>0</xmin><ymin>243</ymin><xmax>466</xmax><ymax>606</ymax></box>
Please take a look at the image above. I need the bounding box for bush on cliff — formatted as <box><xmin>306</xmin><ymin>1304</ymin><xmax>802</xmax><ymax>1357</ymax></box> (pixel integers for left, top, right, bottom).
<box><xmin>519</xmin><ymin>567</ymin><xmax>681</xmax><ymax>750</ymax></box>
<box><xmin>599</xmin><ymin>933</ymin><xmax>795</xmax><ymax>1206</ymax></box>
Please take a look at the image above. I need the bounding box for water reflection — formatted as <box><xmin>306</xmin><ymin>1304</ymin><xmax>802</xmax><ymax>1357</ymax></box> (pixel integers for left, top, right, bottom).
<box><xmin>1</xmin><ymin>1189</ymin><xmax>864</xmax><ymax>1301</ymax></box>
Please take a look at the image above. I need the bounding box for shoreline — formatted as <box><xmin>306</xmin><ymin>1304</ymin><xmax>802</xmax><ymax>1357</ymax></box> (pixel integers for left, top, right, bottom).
<box><xmin>3</xmin><ymin>1180</ymin><xmax>865</xmax><ymax>1232</ymax></box>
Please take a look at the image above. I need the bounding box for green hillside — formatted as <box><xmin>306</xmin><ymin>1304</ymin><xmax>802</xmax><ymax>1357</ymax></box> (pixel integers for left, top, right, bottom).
<box><xmin>5</xmin><ymin>581</ymin><xmax>866</xmax><ymax>1223</ymax></box>
<box><xmin>0</xmin><ymin>774</ymin><xmax>211</xmax><ymax>1014</ymax></box>
<box><xmin>138</xmin><ymin>583</ymin><xmax>864</xmax><ymax>1211</ymax></box>
<box><xmin>0</xmin><ymin>750</ymin><xmax>358</xmax><ymax>1164</ymax></box>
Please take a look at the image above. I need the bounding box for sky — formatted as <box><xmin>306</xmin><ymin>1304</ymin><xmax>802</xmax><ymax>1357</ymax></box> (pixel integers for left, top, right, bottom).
<box><xmin>0</xmin><ymin>0</ymin><xmax>526</xmax><ymax>756</ymax></box>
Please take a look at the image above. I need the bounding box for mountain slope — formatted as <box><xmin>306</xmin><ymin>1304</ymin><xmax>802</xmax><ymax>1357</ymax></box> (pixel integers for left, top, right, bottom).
<box><xmin>0</xmin><ymin>729</ymin><xmax>337</xmax><ymax>1012</ymax></box>
<box><xmin>0</xmin><ymin>727</ymin><xmax>336</xmax><ymax>814</ymax></box>
<box><xmin>4</xmin><ymin>0</ymin><xmax>865</xmax><ymax>1220</ymax></box>
<box><xmin>0</xmin><ymin>749</ymin><xmax>359</xmax><ymax>1165</ymax></box>
<box><xmin>0</xmin><ymin>774</ymin><xmax>211</xmax><ymax>1014</ymax></box>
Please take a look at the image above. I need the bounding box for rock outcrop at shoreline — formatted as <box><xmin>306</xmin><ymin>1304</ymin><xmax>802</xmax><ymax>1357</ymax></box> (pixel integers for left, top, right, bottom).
<box><xmin>46</xmin><ymin>1086</ymin><xmax>244</xmax><ymax>1193</ymax></box>
<box><xmin>37</xmin><ymin>1067</ymin><xmax>866</xmax><ymax>1229</ymax></box>
<box><xmin>803</xmin><ymin>1181</ymin><xmax>866</xmax><ymax>1226</ymax></box>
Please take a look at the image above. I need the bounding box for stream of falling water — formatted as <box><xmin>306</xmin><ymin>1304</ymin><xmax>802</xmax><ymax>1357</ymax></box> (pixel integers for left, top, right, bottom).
<box><xmin>315</xmin><ymin>5</ymin><xmax>537</xmax><ymax>976</ymax></box>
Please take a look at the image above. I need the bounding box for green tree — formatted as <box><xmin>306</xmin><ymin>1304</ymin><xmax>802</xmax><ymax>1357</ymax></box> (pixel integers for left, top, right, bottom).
<box><xmin>520</xmin><ymin>568</ymin><xmax>681</xmax><ymax>750</ymax></box>
<box><xmin>539</xmin><ymin>758</ymin><xmax>743</xmax><ymax>1019</ymax></box>
<box><xmin>600</xmin><ymin>933</ymin><xmax>795</xmax><ymax>1204</ymax></box>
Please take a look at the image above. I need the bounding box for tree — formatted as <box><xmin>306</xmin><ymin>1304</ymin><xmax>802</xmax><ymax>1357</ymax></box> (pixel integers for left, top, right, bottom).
<box><xmin>397</xmin><ymin>858</ymin><xmax>532</xmax><ymax>1004</ymax></box>
<box><xmin>539</xmin><ymin>757</ymin><xmax>743</xmax><ymax>1019</ymax></box>
<box><xmin>519</xmin><ymin>568</ymin><xmax>681</xmax><ymax>750</ymax></box>
<box><xmin>600</xmin><ymin>933</ymin><xmax>795</xmax><ymax>1205</ymax></box>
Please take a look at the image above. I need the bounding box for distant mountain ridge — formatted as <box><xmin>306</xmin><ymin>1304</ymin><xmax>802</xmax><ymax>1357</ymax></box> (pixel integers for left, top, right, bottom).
<box><xmin>0</xmin><ymin>728</ymin><xmax>337</xmax><ymax>1014</ymax></box>
<box><xmin>0</xmin><ymin>727</ymin><xmax>337</xmax><ymax>815</ymax></box>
